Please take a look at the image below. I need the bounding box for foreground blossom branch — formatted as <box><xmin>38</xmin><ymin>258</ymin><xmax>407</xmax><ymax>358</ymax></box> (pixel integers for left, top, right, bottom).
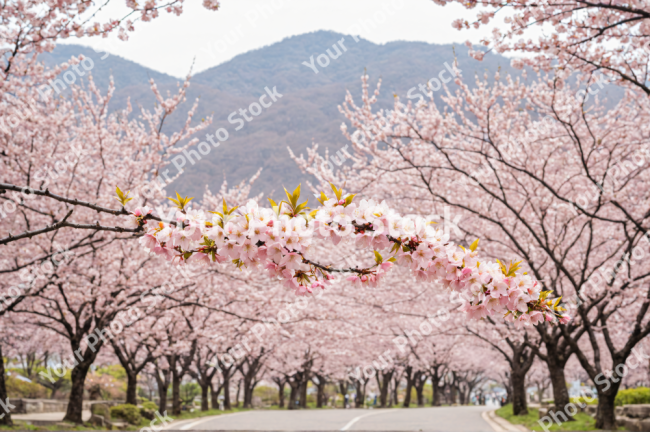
<box><xmin>122</xmin><ymin>183</ymin><xmax>570</xmax><ymax>326</ymax></box>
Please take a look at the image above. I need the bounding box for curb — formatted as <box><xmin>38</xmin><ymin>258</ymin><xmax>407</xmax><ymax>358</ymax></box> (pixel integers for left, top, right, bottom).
<box><xmin>482</xmin><ymin>410</ymin><xmax>530</xmax><ymax>432</ymax></box>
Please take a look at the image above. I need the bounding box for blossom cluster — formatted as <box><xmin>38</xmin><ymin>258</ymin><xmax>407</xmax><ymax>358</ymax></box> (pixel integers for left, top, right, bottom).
<box><xmin>125</xmin><ymin>185</ymin><xmax>570</xmax><ymax>327</ymax></box>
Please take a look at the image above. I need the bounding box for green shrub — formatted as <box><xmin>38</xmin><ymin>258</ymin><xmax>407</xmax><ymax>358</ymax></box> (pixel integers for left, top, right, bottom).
<box><xmin>142</xmin><ymin>401</ymin><xmax>158</xmax><ymax>411</ymax></box>
<box><xmin>91</xmin><ymin>403</ymin><xmax>111</xmax><ymax>420</ymax></box>
<box><xmin>5</xmin><ymin>375</ymin><xmax>48</xmax><ymax>399</ymax></box>
<box><xmin>615</xmin><ymin>387</ymin><xmax>650</xmax><ymax>406</ymax></box>
<box><xmin>571</xmin><ymin>396</ymin><xmax>597</xmax><ymax>406</ymax></box>
<box><xmin>110</xmin><ymin>404</ymin><xmax>143</xmax><ymax>425</ymax></box>
<box><xmin>140</xmin><ymin>407</ymin><xmax>155</xmax><ymax>420</ymax></box>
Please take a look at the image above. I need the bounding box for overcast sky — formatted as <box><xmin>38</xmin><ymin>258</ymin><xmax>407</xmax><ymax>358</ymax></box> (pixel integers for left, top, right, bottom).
<box><xmin>62</xmin><ymin>0</ymin><xmax>505</xmax><ymax>77</ymax></box>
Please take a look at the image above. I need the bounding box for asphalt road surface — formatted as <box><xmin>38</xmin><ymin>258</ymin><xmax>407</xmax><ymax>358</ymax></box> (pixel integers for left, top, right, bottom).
<box><xmin>166</xmin><ymin>406</ymin><xmax>497</xmax><ymax>431</ymax></box>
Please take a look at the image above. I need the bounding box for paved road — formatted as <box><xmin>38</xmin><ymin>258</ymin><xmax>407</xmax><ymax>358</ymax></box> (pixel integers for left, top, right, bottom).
<box><xmin>168</xmin><ymin>406</ymin><xmax>497</xmax><ymax>431</ymax></box>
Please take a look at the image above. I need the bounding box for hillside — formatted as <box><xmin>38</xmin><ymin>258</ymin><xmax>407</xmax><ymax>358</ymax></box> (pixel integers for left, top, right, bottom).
<box><xmin>47</xmin><ymin>31</ymin><xmax>622</xmax><ymax>201</ymax></box>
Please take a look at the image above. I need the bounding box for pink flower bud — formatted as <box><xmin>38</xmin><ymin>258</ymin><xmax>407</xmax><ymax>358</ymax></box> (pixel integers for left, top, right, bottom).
<box><xmin>267</xmin><ymin>220</ymin><xmax>274</xmax><ymax>227</ymax></box>
<box><xmin>361</xmin><ymin>275</ymin><xmax>368</xmax><ymax>282</ymax></box>
<box><xmin>338</xmin><ymin>199</ymin><xmax>345</xmax><ymax>205</ymax></box>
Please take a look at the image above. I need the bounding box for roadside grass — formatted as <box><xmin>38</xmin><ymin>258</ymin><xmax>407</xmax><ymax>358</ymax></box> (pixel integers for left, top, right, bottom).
<box><xmin>164</xmin><ymin>406</ymin><xmax>250</xmax><ymax>421</ymax></box>
<box><xmin>0</xmin><ymin>407</ymin><xmax>251</xmax><ymax>431</ymax></box>
<box><xmin>496</xmin><ymin>403</ymin><xmax>599</xmax><ymax>431</ymax></box>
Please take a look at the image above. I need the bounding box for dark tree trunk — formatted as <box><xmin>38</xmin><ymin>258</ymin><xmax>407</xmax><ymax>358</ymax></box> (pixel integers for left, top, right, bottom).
<box><xmin>63</xmin><ymin>361</ymin><xmax>92</xmax><ymax>423</ymax></box>
<box><xmin>376</xmin><ymin>369</ymin><xmax>393</xmax><ymax>408</ymax></box>
<box><xmin>126</xmin><ymin>372</ymin><xmax>138</xmax><ymax>406</ymax></box>
<box><xmin>403</xmin><ymin>366</ymin><xmax>413</xmax><ymax>408</ymax></box>
<box><xmin>595</xmin><ymin>390</ymin><xmax>618</xmax><ymax>430</ymax></box>
<box><xmin>243</xmin><ymin>376</ymin><xmax>253</xmax><ymax>408</ymax></box>
<box><xmin>299</xmin><ymin>374</ymin><xmax>308</xmax><ymax>408</ymax></box>
<box><xmin>391</xmin><ymin>373</ymin><xmax>401</xmax><ymax>406</ymax></box>
<box><xmin>338</xmin><ymin>381</ymin><xmax>347</xmax><ymax>408</ymax></box>
<box><xmin>200</xmin><ymin>383</ymin><xmax>209</xmax><ymax>411</ymax></box>
<box><xmin>288</xmin><ymin>377</ymin><xmax>300</xmax><ymax>410</ymax></box>
<box><xmin>511</xmin><ymin>371</ymin><xmax>528</xmax><ymax>416</ymax></box>
<box><xmin>353</xmin><ymin>380</ymin><xmax>365</xmax><ymax>407</ymax></box>
<box><xmin>155</xmin><ymin>370</ymin><xmax>170</xmax><ymax>414</ymax></box>
<box><xmin>316</xmin><ymin>383</ymin><xmax>325</xmax><ymax>408</ymax></box>
<box><xmin>172</xmin><ymin>362</ymin><xmax>181</xmax><ymax>416</ymax></box>
<box><xmin>0</xmin><ymin>344</ymin><xmax>12</xmax><ymax>426</ymax></box>
<box><xmin>547</xmin><ymin>359</ymin><xmax>572</xmax><ymax>420</ymax></box>
<box><xmin>210</xmin><ymin>383</ymin><xmax>221</xmax><ymax>410</ymax></box>
<box><xmin>414</xmin><ymin>371</ymin><xmax>426</xmax><ymax>407</ymax></box>
<box><xmin>222</xmin><ymin>370</ymin><xmax>232</xmax><ymax>410</ymax></box>
<box><xmin>234</xmin><ymin>379</ymin><xmax>242</xmax><ymax>408</ymax></box>
<box><xmin>315</xmin><ymin>374</ymin><xmax>326</xmax><ymax>408</ymax></box>
<box><xmin>277</xmin><ymin>381</ymin><xmax>285</xmax><ymax>408</ymax></box>
<box><xmin>450</xmin><ymin>383</ymin><xmax>458</xmax><ymax>404</ymax></box>
<box><xmin>430</xmin><ymin>367</ymin><xmax>442</xmax><ymax>407</ymax></box>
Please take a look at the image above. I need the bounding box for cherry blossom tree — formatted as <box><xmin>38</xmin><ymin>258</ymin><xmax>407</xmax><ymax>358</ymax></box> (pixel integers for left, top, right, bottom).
<box><xmin>436</xmin><ymin>0</ymin><xmax>650</xmax><ymax>94</ymax></box>
<box><xmin>290</xmin><ymin>67</ymin><xmax>650</xmax><ymax>428</ymax></box>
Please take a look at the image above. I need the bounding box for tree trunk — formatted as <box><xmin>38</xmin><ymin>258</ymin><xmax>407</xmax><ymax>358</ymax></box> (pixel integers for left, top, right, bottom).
<box><xmin>511</xmin><ymin>371</ymin><xmax>528</xmax><ymax>416</ymax></box>
<box><xmin>338</xmin><ymin>380</ymin><xmax>347</xmax><ymax>408</ymax></box>
<box><xmin>414</xmin><ymin>371</ymin><xmax>426</xmax><ymax>407</ymax></box>
<box><xmin>210</xmin><ymin>383</ymin><xmax>220</xmax><ymax>410</ymax></box>
<box><xmin>234</xmin><ymin>379</ymin><xmax>241</xmax><ymax>408</ymax></box>
<box><xmin>222</xmin><ymin>371</ymin><xmax>231</xmax><ymax>410</ymax></box>
<box><xmin>547</xmin><ymin>360</ymin><xmax>572</xmax><ymax>420</ymax></box>
<box><xmin>172</xmin><ymin>367</ymin><xmax>181</xmax><ymax>415</ymax></box>
<box><xmin>376</xmin><ymin>369</ymin><xmax>393</xmax><ymax>408</ymax></box>
<box><xmin>243</xmin><ymin>376</ymin><xmax>253</xmax><ymax>408</ymax></box>
<box><xmin>156</xmin><ymin>374</ymin><xmax>169</xmax><ymax>413</ymax></box>
<box><xmin>595</xmin><ymin>389</ymin><xmax>618</xmax><ymax>430</ymax></box>
<box><xmin>0</xmin><ymin>344</ymin><xmax>12</xmax><ymax>426</ymax></box>
<box><xmin>391</xmin><ymin>374</ymin><xmax>400</xmax><ymax>406</ymax></box>
<box><xmin>200</xmin><ymin>383</ymin><xmax>209</xmax><ymax>411</ymax></box>
<box><xmin>431</xmin><ymin>369</ymin><xmax>442</xmax><ymax>407</ymax></box>
<box><xmin>353</xmin><ymin>380</ymin><xmax>364</xmax><ymax>407</ymax></box>
<box><xmin>126</xmin><ymin>371</ymin><xmax>138</xmax><ymax>406</ymax></box>
<box><xmin>277</xmin><ymin>381</ymin><xmax>285</xmax><ymax>408</ymax></box>
<box><xmin>63</xmin><ymin>362</ymin><xmax>92</xmax><ymax>423</ymax></box>
<box><xmin>403</xmin><ymin>366</ymin><xmax>413</xmax><ymax>408</ymax></box>
<box><xmin>299</xmin><ymin>374</ymin><xmax>308</xmax><ymax>408</ymax></box>
<box><xmin>288</xmin><ymin>378</ymin><xmax>300</xmax><ymax>410</ymax></box>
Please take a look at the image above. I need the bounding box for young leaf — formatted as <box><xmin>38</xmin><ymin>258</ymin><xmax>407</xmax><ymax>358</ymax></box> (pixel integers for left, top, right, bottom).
<box><xmin>284</xmin><ymin>188</ymin><xmax>294</xmax><ymax>209</ymax></box>
<box><xmin>292</xmin><ymin>184</ymin><xmax>301</xmax><ymax>207</ymax></box>
<box><xmin>374</xmin><ymin>251</ymin><xmax>383</xmax><ymax>264</ymax></box>
<box><xmin>470</xmin><ymin>238</ymin><xmax>479</xmax><ymax>252</ymax></box>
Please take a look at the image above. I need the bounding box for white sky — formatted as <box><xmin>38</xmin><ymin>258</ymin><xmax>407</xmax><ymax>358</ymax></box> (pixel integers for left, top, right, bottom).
<box><xmin>63</xmin><ymin>0</ymin><xmax>501</xmax><ymax>78</ymax></box>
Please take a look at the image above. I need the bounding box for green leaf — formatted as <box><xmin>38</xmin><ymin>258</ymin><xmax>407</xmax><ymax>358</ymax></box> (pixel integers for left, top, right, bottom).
<box><xmin>315</xmin><ymin>191</ymin><xmax>329</xmax><ymax>205</ymax></box>
<box><xmin>114</xmin><ymin>186</ymin><xmax>133</xmax><ymax>206</ymax></box>
<box><xmin>291</xmin><ymin>184</ymin><xmax>301</xmax><ymax>207</ymax></box>
<box><xmin>470</xmin><ymin>238</ymin><xmax>479</xmax><ymax>252</ymax></box>
<box><xmin>295</xmin><ymin>201</ymin><xmax>310</xmax><ymax>214</ymax></box>
<box><xmin>387</xmin><ymin>257</ymin><xmax>397</xmax><ymax>263</ymax></box>
<box><xmin>344</xmin><ymin>194</ymin><xmax>356</xmax><ymax>207</ymax></box>
<box><xmin>284</xmin><ymin>188</ymin><xmax>295</xmax><ymax>209</ymax></box>
<box><xmin>374</xmin><ymin>251</ymin><xmax>383</xmax><ymax>264</ymax></box>
<box><xmin>329</xmin><ymin>182</ymin><xmax>342</xmax><ymax>200</ymax></box>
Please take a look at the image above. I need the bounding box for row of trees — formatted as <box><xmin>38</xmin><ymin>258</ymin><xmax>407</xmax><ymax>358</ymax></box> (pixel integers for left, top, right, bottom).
<box><xmin>2</xmin><ymin>0</ymin><xmax>650</xmax><ymax>430</ymax></box>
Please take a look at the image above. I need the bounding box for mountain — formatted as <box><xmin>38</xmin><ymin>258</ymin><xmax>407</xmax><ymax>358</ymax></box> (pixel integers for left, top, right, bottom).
<box><xmin>45</xmin><ymin>31</ymin><xmax>623</xmax><ymax>202</ymax></box>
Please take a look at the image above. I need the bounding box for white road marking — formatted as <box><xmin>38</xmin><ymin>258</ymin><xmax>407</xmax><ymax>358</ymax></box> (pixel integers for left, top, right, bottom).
<box><xmin>340</xmin><ymin>409</ymin><xmax>392</xmax><ymax>431</ymax></box>
<box><xmin>164</xmin><ymin>411</ymin><xmax>249</xmax><ymax>430</ymax></box>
